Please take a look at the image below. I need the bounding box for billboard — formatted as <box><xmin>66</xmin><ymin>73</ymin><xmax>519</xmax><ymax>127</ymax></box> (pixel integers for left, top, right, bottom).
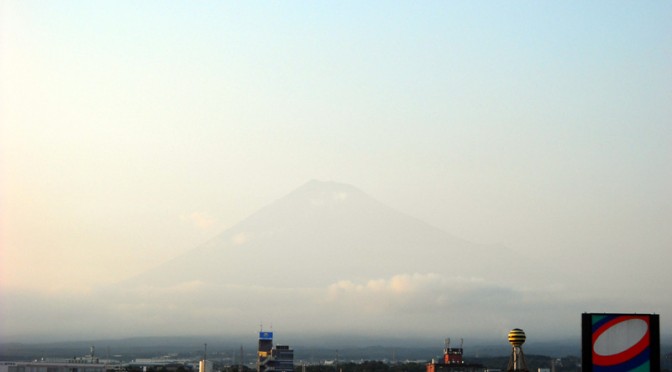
<box><xmin>582</xmin><ymin>313</ymin><xmax>660</xmax><ymax>372</ymax></box>
<box><xmin>259</xmin><ymin>331</ymin><xmax>273</xmax><ymax>340</ymax></box>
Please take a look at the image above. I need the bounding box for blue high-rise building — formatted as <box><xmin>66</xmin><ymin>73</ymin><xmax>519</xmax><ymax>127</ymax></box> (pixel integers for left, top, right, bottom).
<box><xmin>257</xmin><ymin>331</ymin><xmax>293</xmax><ymax>372</ymax></box>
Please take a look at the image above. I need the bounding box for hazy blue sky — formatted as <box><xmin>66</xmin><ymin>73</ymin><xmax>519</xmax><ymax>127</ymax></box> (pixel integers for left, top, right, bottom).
<box><xmin>1</xmin><ymin>1</ymin><xmax>671</xmax><ymax>341</ymax></box>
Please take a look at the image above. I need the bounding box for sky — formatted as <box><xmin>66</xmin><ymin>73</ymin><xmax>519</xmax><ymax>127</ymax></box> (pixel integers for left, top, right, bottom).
<box><xmin>1</xmin><ymin>1</ymin><xmax>671</xmax><ymax>342</ymax></box>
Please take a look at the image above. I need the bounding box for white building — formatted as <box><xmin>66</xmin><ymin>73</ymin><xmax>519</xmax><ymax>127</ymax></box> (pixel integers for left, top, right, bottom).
<box><xmin>198</xmin><ymin>360</ymin><xmax>213</xmax><ymax>372</ymax></box>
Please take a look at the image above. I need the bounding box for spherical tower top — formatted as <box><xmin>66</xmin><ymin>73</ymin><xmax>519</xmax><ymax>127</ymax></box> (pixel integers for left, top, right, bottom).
<box><xmin>508</xmin><ymin>328</ymin><xmax>526</xmax><ymax>347</ymax></box>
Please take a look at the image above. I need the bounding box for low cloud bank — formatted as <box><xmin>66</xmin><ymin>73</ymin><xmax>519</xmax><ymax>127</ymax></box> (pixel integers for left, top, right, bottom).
<box><xmin>0</xmin><ymin>273</ymin><xmax>652</xmax><ymax>343</ymax></box>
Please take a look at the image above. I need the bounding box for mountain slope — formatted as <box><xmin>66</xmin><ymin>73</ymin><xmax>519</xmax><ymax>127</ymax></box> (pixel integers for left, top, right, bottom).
<box><xmin>127</xmin><ymin>180</ymin><xmax>508</xmax><ymax>289</ymax></box>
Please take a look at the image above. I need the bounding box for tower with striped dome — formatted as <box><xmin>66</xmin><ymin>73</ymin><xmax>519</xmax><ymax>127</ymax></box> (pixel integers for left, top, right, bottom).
<box><xmin>506</xmin><ymin>328</ymin><xmax>529</xmax><ymax>372</ymax></box>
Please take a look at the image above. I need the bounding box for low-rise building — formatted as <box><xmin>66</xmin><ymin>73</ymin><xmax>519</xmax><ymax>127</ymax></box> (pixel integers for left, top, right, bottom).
<box><xmin>426</xmin><ymin>339</ymin><xmax>486</xmax><ymax>372</ymax></box>
<box><xmin>0</xmin><ymin>361</ymin><xmax>108</xmax><ymax>372</ymax></box>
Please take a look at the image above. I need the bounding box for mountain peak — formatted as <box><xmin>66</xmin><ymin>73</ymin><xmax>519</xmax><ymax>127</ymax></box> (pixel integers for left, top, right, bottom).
<box><xmin>290</xmin><ymin>179</ymin><xmax>365</xmax><ymax>198</ymax></box>
<box><xmin>283</xmin><ymin>180</ymin><xmax>369</xmax><ymax>209</ymax></box>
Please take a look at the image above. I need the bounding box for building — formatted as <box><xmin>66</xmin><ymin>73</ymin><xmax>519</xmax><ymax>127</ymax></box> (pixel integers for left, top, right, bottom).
<box><xmin>0</xmin><ymin>361</ymin><xmax>107</xmax><ymax>372</ymax></box>
<box><xmin>257</xmin><ymin>331</ymin><xmax>294</xmax><ymax>372</ymax></box>
<box><xmin>199</xmin><ymin>360</ymin><xmax>213</xmax><ymax>372</ymax></box>
<box><xmin>426</xmin><ymin>339</ymin><xmax>486</xmax><ymax>372</ymax></box>
<box><xmin>268</xmin><ymin>346</ymin><xmax>293</xmax><ymax>372</ymax></box>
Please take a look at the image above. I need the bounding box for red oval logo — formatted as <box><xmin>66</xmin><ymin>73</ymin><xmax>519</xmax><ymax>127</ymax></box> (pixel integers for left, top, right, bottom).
<box><xmin>592</xmin><ymin>315</ymin><xmax>650</xmax><ymax>366</ymax></box>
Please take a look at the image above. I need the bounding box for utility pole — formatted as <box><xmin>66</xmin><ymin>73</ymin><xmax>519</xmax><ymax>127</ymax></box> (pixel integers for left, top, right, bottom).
<box><xmin>239</xmin><ymin>346</ymin><xmax>244</xmax><ymax>372</ymax></box>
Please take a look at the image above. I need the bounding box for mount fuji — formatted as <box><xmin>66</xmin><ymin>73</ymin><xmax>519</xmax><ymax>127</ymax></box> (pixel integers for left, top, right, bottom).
<box><xmin>127</xmin><ymin>180</ymin><xmax>513</xmax><ymax>290</ymax></box>
<box><xmin>5</xmin><ymin>180</ymin><xmax>583</xmax><ymax>341</ymax></box>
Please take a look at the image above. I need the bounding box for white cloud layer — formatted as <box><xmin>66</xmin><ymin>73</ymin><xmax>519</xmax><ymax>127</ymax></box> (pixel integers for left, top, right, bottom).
<box><xmin>5</xmin><ymin>272</ymin><xmax>664</xmax><ymax>343</ymax></box>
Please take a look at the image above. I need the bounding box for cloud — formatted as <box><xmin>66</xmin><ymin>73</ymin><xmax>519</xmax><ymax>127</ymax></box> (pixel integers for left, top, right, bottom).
<box><xmin>181</xmin><ymin>212</ymin><xmax>216</xmax><ymax>231</ymax></box>
<box><xmin>2</xmin><ymin>272</ymin><xmax>668</xmax><ymax>343</ymax></box>
<box><xmin>324</xmin><ymin>273</ymin><xmax>513</xmax><ymax>314</ymax></box>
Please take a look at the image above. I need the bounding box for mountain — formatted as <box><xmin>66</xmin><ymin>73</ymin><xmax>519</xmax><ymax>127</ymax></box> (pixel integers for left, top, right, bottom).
<box><xmin>3</xmin><ymin>181</ymin><xmax>657</xmax><ymax>341</ymax></box>
<box><xmin>127</xmin><ymin>180</ymin><xmax>509</xmax><ymax>289</ymax></box>
<box><xmin>4</xmin><ymin>180</ymin><xmax>585</xmax><ymax>341</ymax></box>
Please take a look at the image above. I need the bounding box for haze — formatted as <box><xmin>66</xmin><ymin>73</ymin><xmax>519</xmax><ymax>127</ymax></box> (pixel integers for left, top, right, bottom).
<box><xmin>1</xmin><ymin>1</ymin><xmax>671</xmax><ymax>343</ymax></box>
